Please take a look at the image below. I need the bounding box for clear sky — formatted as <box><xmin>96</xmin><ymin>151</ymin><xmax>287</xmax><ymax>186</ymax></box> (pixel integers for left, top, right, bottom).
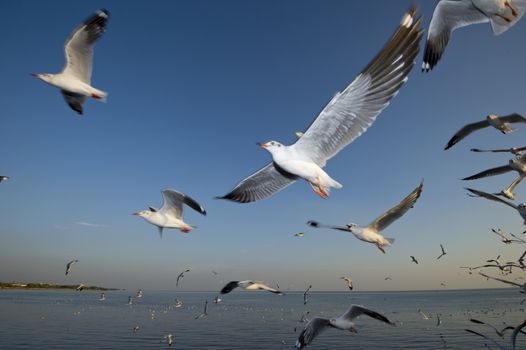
<box><xmin>1</xmin><ymin>0</ymin><xmax>525</xmax><ymax>292</ymax></box>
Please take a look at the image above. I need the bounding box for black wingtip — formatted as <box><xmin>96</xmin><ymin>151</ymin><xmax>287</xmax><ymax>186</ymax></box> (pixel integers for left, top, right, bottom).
<box><xmin>306</xmin><ymin>220</ymin><xmax>319</xmax><ymax>227</ymax></box>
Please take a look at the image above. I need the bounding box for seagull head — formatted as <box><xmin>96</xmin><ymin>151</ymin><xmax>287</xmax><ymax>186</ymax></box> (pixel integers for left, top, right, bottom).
<box><xmin>346</xmin><ymin>223</ymin><xmax>357</xmax><ymax>231</ymax></box>
<box><xmin>31</xmin><ymin>73</ymin><xmax>53</xmax><ymax>83</ymax></box>
<box><xmin>258</xmin><ymin>140</ymin><xmax>284</xmax><ymax>154</ymax></box>
<box><xmin>132</xmin><ymin>210</ymin><xmax>152</xmax><ymax>218</ymax></box>
<box><xmin>486</xmin><ymin>114</ymin><xmax>498</xmax><ymax>122</ymax></box>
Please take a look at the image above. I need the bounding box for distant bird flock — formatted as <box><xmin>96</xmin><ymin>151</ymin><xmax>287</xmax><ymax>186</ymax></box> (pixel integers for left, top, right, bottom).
<box><xmin>2</xmin><ymin>2</ymin><xmax>526</xmax><ymax>348</ymax></box>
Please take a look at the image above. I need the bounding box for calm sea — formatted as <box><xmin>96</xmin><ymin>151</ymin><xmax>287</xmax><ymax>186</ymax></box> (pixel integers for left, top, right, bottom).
<box><xmin>0</xmin><ymin>288</ymin><xmax>523</xmax><ymax>349</ymax></box>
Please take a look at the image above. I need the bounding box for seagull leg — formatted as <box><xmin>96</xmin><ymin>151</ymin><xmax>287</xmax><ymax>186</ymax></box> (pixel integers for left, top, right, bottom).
<box><xmin>377</xmin><ymin>245</ymin><xmax>386</xmax><ymax>254</ymax></box>
<box><xmin>180</xmin><ymin>227</ymin><xmax>191</xmax><ymax>233</ymax></box>
<box><xmin>308</xmin><ymin>178</ymin><xmax>328</xmax><ymax>199</ymax></box>
<box><xmin>496</xmin><ymin>13</ymin><xmax>513</xmax><ymax>22</ymax></box>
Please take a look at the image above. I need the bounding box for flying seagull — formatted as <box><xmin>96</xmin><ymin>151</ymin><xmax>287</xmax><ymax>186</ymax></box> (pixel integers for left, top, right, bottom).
<box><xmin>494</xmin><ymin>176</ymin><xmax>524</xmax><ymax>200</ymax></box>
<box><xmin>163</xmin><ymin>334</ymin><xmax>173</xmax><ymax>346</ymax></box>
<box><xmin>466</xmin><ymin>188</ymin><xmax>526</xmax><ymax>224</ymax></box>
<box><xmin>422</xmin><ymin>1</ymin><xmax>525</xmax><ymax>72</ymax></box>
<box><xmin>418</xmin><ymin>309</ymin><xmax>430</xmax><ymax>320</ymax></box>
<box><xmin>519</xmin><ymin>250</ymin><xmax>526</xmax><ymax>267</ymax></box>
<box><xmin>471</xmin><ymin>146</ymin><xmax>526</xmax><ymax>157</ymax></box>
<box><xmin>304</xmin><ymin>285</ymin><xmax>312</xmax><ymax>305</ymax></box>
<box><xmin>437</xmin><ymin>244</ymin><xmax>447</xmax><ymax>259</ymax></box>
<box><xmin>478</xmin><ymin>272</ymin><xmax>526</xmax><ymax>293</ymax></box>
<box><xmin>133</xmin><ymin>189</ymin><xmax>206</xmax><ymax>237</ymax></box>
<box><xmin>0</xmin><ymin>176</ymin><xmax>9</xmax><ymax>183</ymax></box>
<box><xmin>491</xmin><ymin>228</ymin><xmax>524</xmax><ymax>244</ymax></box>
<box><xmin>76</xmin><ymin>283</ymin><xmax>85</xmax><ymax>291</ymax></box>
<box><xmin>136</xmin><ymin>289</ymin><xmax>143</xmax><ymax>298</ymax></box>
<box><xmin>341</xmin><ymin>277</ymin><xmax>353</xmax><ymax>291</ymax></box>
<box><xmin>462</xmin><ymin>156</ymin><xmax>526</xmax><ymax>181</ymax></box>
<box><xmin>32</xmin><ymin>9</ymin><xmax>110</xmax><ymax>114</ymax></box>
<box><xmin>307</xmin><ymin>181</ymin><xmax>423</xmax><ymax>253</ymax></box>
<box><xmin>470</xmin><ymin>318</ymin><xmax>508</xmax><ymax>338</ymax></box>
<box><xmin>295</xmin><ymin>304</ymin><xmax>395</xmax><ymax>349</ymax></box>
<box><xmin>294</xmin><ymin>232</ymin><xmax>305</xmax><ymax>237</ymax></box>
<box><xmin>176</xmin><ymin>269</ymin><xmax>190</xmax><ymax>287</ymax></box>
<box><xmin>194</xmin><ymin>300</ymin><xmax>208</xmax><ymax>320</ymax></box>
<box><xmin>65</xmin><ymin>259</ymin><xmax>79</xmax><ymax>275</ymax></box>
<box><xmin>411</xmin><ymin>256</ymin><xmax>419</xmax><ymax>264</ymax></box>
<box><xmin>217</xmin><ymin>8</ymin><xmax>422</xmax><ymax>203</ymax></box>
<box><xmin>465</xmin><ymin>319</ymin><xmax>526</xmax><ymax>350</ymax></box>
<box><xmin>220</xmin><ymin>280</ymin><xmax>283</xmax><ymax>295</ymax></box>
<box><xmin>445</xmin><ymin>114</ymin><xmax>526</xmax><ymax>150</ymax></box>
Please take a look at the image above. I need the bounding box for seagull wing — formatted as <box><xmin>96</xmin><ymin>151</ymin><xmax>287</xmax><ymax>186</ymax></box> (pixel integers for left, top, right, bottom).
<box><xmin>466</xmin><ymin>188</ymin><xmax>518</xmax><ymax>210</ymax></box>
<box><xmin>220</xmin><ymin>281</ymin><xmax>240</xmax><ymax>294</ymax></box>
<box><xmin>368</xmin><ymin>181</ymin><xmax>423</xmax><ymax>232</ymax></box>
<box><xmin>422</xmin><ymin>0</ymin><xmax>489</xmax><ymax>72</ymax></box>
<box><xmin>62</xmin><ymin>9</ymin><xmax>109</xmax><ymax>83</ymax></box>
<box><xmin>339</xmin><ymin>304</ymin><xmax>394</xmax><ymax>325</ymax></box>
<box><xmin>500</xmin><ymin>113</ymin><xmax>526</xmax><ymax>124</ymax></box>
<box><xmin>292</xmin><ymin>9</ymin><xmax>422</xmax><ymax>166</ymax></box>
<box><xmin>512</xmin><ymin>320</ymin><xmax>526</xmax><ymax>350</ymax></box>
<box><xmin>465</xmin><ymin>329</ymin><xmax>506</xmax><ymax>350</ymax></box>
<box><xmin>161</xmin><ymin>189</ymin><xmax>206</xmax><ymax>219</ymax></box>
<box><xmin>471</xmin><ymin>147</ymin><xmax>526</xmax><ymax>153</ymax></box>
<box><xmin>462</xmin><ymin>165</ymin><xmax>513</xmax><ymax>180</ymax></box>
<box><xmin>247</xmin><ymin>282</ymin><xmax>282</xmax><ymax>294</ymax></box>
<box><xmin>218</xmin><ymin>163</ymin><xmax>298</xmax><ymax>203</ymax></box>
<box><xmin>61</xmin><ymin>91</ymin><xmax>87</xmax><ymax>115</ymax></box>
<box><xmin>444</xmin><ymin>120</ymin><xmax>490</xmax><ymax>150</ymax></box>
<box><xmin>478</xmin><ymin>272</ymin><xmax>522</xmax><ymax>287</ymax></box>
<box><xmin>507</xmin><ymin>176</ymin><xmax>525</xmax><ymax>192</ymax></box>
<box><xmin>295</xmin><ymin>317</ymin><xmax>331</xmax><ymax>349</ymax></box>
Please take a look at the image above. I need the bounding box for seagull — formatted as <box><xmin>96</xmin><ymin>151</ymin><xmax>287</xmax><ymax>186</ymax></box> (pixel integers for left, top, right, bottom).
<box><xmin>31</xmin><ymin>9</ymin><xmax>110</xmax><ymax>114</ymax></box>
<box><xmin>213</xmin><ymin>295</ymin><xmax>222</xmax><ymax>304</ymax></box>
<box><xmin>418</xmin><ymin>309</ymin><xmax>430</xmax><ymax>320</ymax></box>
<box><xmin>445</xmin><ymin>114</ymin><xmax>526</xmax><ymax>150</ymax></box>
<box><xmin>478</xmin><ymin>272</ymin><xmax>526</xmax><ymax>293</ymax></box>
<box><xmin>422</xmin><ymin>1</ymin><xmax>525</xmax><ymax>72</ymax></box>
<box><xmin>304</xmin><ymin>285</ymin><xmax>312</xmax><ymax>305</ymax></box>
<box><xmin>385</xmin><ymin>277</ymin><xmax>392</xmax><ymax>281</ymax></box>
<box><xmin>220</xmin><ymin>280</ymin><xmax>283</xmax><ymax>295</ymax></box>
<box><xmin>437</xmin><ymin>244</ymin><xmax>447</xmax><ymax>259</ymax></box>
<box><xmin>494</xmin><ymin>176</ymin><xmax>525</xmax><ymax>200</ymax></box>
<box><xmin>194</xmin><ymin>300</ymin><xmax>208</xmax><ymax>320</ymax></box>
<box><xmin>340</xmin><ymin>277</ymin><xmax>353</xmax><ymax>291</ymax></box>
<box><xmin>99</xmin><ymin>293</ymin><xmax>105</xmax><ymax>301</ymax></box>
<box><xmin>470</xmin><ymin>318</ymin><xmax>508</xmax><ymax>338</ymax></box>
<box><xmin>411</xmin><ymin>256</ymin><xmax>419</xmax><ymax>264</ymax></box>
<box><xmin>487</xmin><ymin>254</ymin><xmax>502</xmax><ymax>264</ymax></box>
<box><xmin>307</xmin><ymin>181</ymin><xmax>423</xmax><ymax>253</ymax></box>
<box><xmin>133</xmin><ymin>189</ymin><xmax>206</xmax><ymax>237</ymax></box>
<box><xmin>127</xmin><ymin>296</ymin><xmax>133</xmax><ymax>305</ymax></box>
<box><xmin>294</xmin><ymin>304</ymin><xmax>395</xmax><ymax>349</ymax></box>
<box><xmin>217</xmin><ymin>8</ymin><xmax>422</xmax><ymax>203</ymax></box>
<box><xmin>174</xmin><ymin>299</ymin><xmax>183</xmax><ymax>308</ymax></box>
<box><xmin>437</xmin><ymin>314</ymin><xmax>442</xmax><ymax>327</ymax></box>
<box><xmin>0</xmin><ymin>176</ymin><xmax>9</xmax><ymax>183</ymax></box>
<box><xmin>164</xmin><ymin>334</ymin><xmax>173</xmax><ymax>346</ymax></box>
<box><xmin>65</xmin><ymin>259</ymin><xmax>79</xmax><ymax>275</ymax></box>
<box><xmin>465</xmin><ymin>319</ymin><xmax>526</xmax><ymax>350</ymax></box>
<box><xmin>294</xmin><ymin>232</ymin><xmax>305</xmax><ymax>237</ymax></box>
<box><xmin>471</xmin><ymin>146</ymin><xmax>526</xmax><ymax>157</ymax></box>
<box><xmin>462</xmin><ymin>156</ymin><xmax>526</xmax><ymax>180</ymax></box>
<box><xmin>466</xmin><ymin>188</ymin><xmax>526</xmax><ymax>224</ymax></box>
<box><xmin>176</xmin><ymin>269</ymin><xmax>190</xmax><ymax>287</ymax></box>
<box><xmin>132</xmin><ymin>325</ymin><xmax>140</xmax><ymax>333</ymax></box>
<box><xmin>519</xmin><ymin>250</ymin><xmax>526</xmax><ymax>267</ymax></box>
<box><xmin>136</xmin><ymin>289</ymin><xmax>143</xmax><ymax>298</ymax></box>
<box><xmin>492</xmin><ymin>228</ymin><xmax>524</xmax><ymax>244</ymax></box>
<box><xmin>76</xmin><ymin>283</ymin><xmax>84</xmax><ymax>291</ymax></box>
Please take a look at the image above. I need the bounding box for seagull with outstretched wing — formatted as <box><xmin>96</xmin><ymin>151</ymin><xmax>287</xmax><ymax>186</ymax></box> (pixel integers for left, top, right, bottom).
<box><xmin>466</xmin><ymin>188</ymin><xmax>526</xmax><ymax>225</ymax></box>
<box><xmin>423</xmin><ymin>0</ymin><xmax>525</xmax><ymax>72</ymax></box>
<box><xmin>32</xmin><ymin>9</ymin><xmax>110</xmax><ymax>114</ymax></box>
<box><xmin>218</xmin><ymin>8</ymin><xmax>422</xmax><ymax>203</ymax></box>
<box><xmin>133</xmin><ymin>189</ymin><xmax>206</xmax><ymax>237</ymax></box>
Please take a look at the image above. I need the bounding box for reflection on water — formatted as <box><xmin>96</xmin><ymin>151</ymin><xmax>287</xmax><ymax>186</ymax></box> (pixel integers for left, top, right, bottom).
<box><xmin>0</xmin><ymin>288</ymin><xmax>523</xmax><ymax>349</ymax></box>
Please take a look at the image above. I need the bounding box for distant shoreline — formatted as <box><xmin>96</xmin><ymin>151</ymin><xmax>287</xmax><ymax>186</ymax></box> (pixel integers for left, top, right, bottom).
<box><xmin>0</xmin><ymin>282</ymin><xmax>119</xmax><ymax>291</ymax></box>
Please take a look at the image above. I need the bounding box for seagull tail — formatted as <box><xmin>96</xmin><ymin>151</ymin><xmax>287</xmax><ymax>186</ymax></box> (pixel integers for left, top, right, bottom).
<box><xmin>385</xmin><ymin>237</ymin><xmax>395</xmax><ymax>245</ymax></box>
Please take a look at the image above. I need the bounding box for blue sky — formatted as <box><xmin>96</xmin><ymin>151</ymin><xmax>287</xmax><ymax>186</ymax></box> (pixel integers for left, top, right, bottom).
<box><xmin>1</xmin><ymin>0</ymin><xmax>525</xmax><ymax>292</ymax></box>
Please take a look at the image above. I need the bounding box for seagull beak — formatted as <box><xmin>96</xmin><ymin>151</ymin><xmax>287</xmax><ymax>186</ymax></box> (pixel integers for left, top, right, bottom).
<box><xmin>132</xmin><ymin>212</ymin><xmax>141</xmax><ymax>216</ymax></box>
<box><xmin>31</xmin><ymin>73</ymin><xmax>38</xmax><ymax>77</ymax></box>
<box><xmin>258</xmin><ymin>142</ymin><xmax>268</xmax><ymax>148</ymax></box>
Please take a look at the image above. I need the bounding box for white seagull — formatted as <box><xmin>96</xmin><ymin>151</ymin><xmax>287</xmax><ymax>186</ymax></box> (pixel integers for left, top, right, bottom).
<box><xmin>341</xmin><ymin>277</ymin><xmax>353</xmax><ymax>290</ymax></box>
<box><xmin>99</xmin><ymin>293</ymin><xmax>105</xmax><ymax>301</ymax></box>
<box><xmin>445</xmin><ymin>114</ymin><xmax>526</xmax><ymax>150</ymax></box>
<box><xmin>220</xmin><ymin>280</ymin><xmax>283</xmax><ymax>295</ymax></box>
<box><xmin>466</xmin><ymin>188</ymin><xmax>526</xmax><ymax>224</ymax></box>
<box><xmin>194</xmin><ymin>300</ymin><xmax>208</xmax><ymax>320</ymax></box>
<box><xmin>65</xmin><ymin>259</ymin><xmax>79</xmax><ymax>275</ymax></box>
<box><xmin>76</xmin><ymin>283</ymin><xmax>84</xmax><ymax>291</ymax></box>
<box><xmin>307</xmin><ymin>181</ymin><xmax>423</xmax><ymax>253</ymax></box>
<box><xmin>136</xmin><ymin>289</ymin><xmax>143</xmax><ymax>298</ymax></box>
<box><xmin>422</xmin><ymin>0</ymin><xmax>525</xmax><ymax>72</ymax></box>
<box><xmin>133</xmin><ymin>189</ymin><xmax>206</xmax><ymax>237</ymax></box>
<box><xmin>176</xmin><ymin>269</ymin><xmax>190</xmax><ymax>287</ymax></box>
<box><xmin>32</xmin><ymin>9</ymin><xmax>109</xmax><ymax>115</ymax></box>
<box><xmin>295</xmin><ymin>304</ymin><xmax>395</xmax><ymax>349</ymax></box>
<box><xmin>462</xmin><ymin>156</ymin><xmax>526</xmax><ymax>180</ymax></box>
<box><xmin>217</xmin><ymin>8</ymin><xmax>422</xmax><ymax>203</ymax></box>
<box><xmin>163</xmin><ymin>334</ymin><xmax>173</xmax><ymax>346</ymax></box>
<box><xmin>0</xmin><ymin>176</ymin><xmax>9</xmax><ymax>183</ymax></box>
<box><xmin>466</xmin><ymin>319</ymin><xmax>526</xmax><ymax>350</ymax></box>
